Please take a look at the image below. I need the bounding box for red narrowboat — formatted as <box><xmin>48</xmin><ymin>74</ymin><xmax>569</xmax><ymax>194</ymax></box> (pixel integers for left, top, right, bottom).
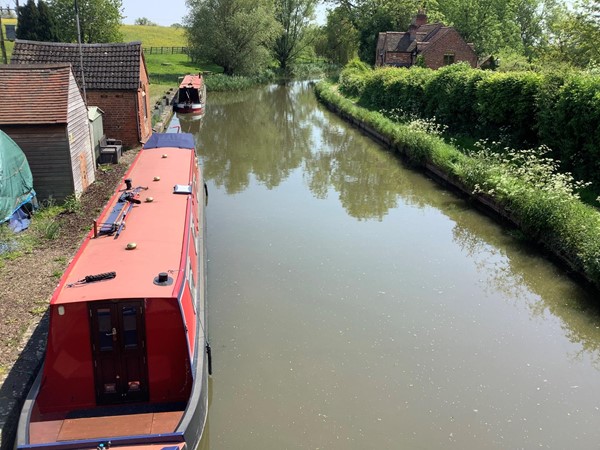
<box><xmin>173</xmin><ymin>74</ymin><xmax>206</xmax><ymax>118</ymax></box>
<box><xmin>15</xmin><ymin>133</ymin><xmax>210</xmax><ymax>450</ymax></box>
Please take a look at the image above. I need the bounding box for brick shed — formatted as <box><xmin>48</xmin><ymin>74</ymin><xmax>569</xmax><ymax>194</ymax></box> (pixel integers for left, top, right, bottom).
<box><xmin>375</xmin><ymin>10</ymin><xmax>478</xmax><ymax>69</ymax></box>
<box><xmin>0</xmin><ymin>64</ymin><xmax>95</xmax><ymax>201</ymax></box>
<box><xmin>11</xmin><ymin>40</ymin><xmax>152</xmax><ymax>148</ymax></box>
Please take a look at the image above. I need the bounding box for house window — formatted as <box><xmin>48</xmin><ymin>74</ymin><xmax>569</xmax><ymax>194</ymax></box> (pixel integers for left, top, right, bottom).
<box><xmin>443</xmin><ymin>53</ymin><xmax>455</xmax><ymax>65</ymax></box>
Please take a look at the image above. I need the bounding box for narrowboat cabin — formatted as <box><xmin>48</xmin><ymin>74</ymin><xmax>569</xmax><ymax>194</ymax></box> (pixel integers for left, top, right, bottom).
<box><xmin>173</xmin><ymin>74</ymin><xmax>206</xmax><ymax>119</ymax></box>
<box><xmin>15</xmin><ymin>133</ymin><xmax>209</xmax><ymax>450</ymax></box>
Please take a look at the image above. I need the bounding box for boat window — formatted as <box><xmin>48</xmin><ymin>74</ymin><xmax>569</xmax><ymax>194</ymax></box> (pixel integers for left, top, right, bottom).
<box><xmin>122</xmin><ymin>306</ymin><xmax>138</xmax><ymax>349</ymax></box>
<box><xmin>98</xmin><ymin>308</ymin><xmax>113</xmax><ymax>351</ymax></box>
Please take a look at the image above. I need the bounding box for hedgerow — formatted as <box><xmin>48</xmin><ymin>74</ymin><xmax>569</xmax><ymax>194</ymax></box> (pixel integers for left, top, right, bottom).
<box><xmin>337</xmin><ymin>64</ymin><xmax>600</xmax><ymax>186</ymax></box>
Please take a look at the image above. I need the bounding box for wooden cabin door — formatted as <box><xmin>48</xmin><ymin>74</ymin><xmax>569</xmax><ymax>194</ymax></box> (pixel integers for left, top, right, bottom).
<box><xmin>90</xmin><ymin>301</ymin><xmax>149</xmax><ymax>404</ymax></box>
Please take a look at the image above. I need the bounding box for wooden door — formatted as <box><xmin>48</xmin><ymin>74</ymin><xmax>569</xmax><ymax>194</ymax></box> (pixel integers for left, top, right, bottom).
<box><xmin>90</xmin><ymin>301</ymin><xmax>149</xmax><ymax>404</ymax></box>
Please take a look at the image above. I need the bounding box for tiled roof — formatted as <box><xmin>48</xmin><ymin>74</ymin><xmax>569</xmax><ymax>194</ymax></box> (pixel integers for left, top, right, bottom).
<box><xmin>381</xmin><ymin>32</ymin><xmax>412</xmax><ymax>52</ymax></box>
<box><xmin>380</xmin><ymin>23</ymin><xmax>449</xmax><ymax>53</ymax></box>
<box><xmin>0</xmin><ymin>64</ymin><xmax>71</xmax><ymax>125</ymax></box>
<box><xmin>11</xmin><ymin>40</ymin><xmax>145</xmax><ymax>90</ymax></box>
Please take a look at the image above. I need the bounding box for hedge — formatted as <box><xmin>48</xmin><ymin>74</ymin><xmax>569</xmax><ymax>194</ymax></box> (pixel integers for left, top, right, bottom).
<box><xmin>338</xmin><ymin>62</ymin><xmax>600</xmax><ymax>186</ymax></box>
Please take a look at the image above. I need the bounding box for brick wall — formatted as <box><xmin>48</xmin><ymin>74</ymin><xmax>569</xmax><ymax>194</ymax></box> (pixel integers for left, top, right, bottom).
<box><xmin>87</xmin><ymin>90</ymin><xmax>140</xmax><ymax>148</ymax></box>
<box><xmin>85</xmin><ymin>60</ymin><xmax>153</xmax><ymax>149</ymax></box>
<box><xmin>422</xmin><ymin>29</ymin><xmax>477</xmax><ymax>70</ymax></box>
<box><xmin>385</xmin><ymin>52</ymin><xmax>412</xmax><ymax>66</ymax></box>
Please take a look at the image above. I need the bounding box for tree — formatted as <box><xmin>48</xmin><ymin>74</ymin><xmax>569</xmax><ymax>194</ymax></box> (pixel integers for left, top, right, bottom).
<box><xmin>134</xmin><ymin>17</ymin><xmax>157</xmax><ymax>25</ymax></box>
<box><xmin>538</xmin><ymin>0</ymin><xmax>600</xmax><ymax>68</ymax></box>
<box><xmin>326</xmin><ymin>0</ymin><xmax>436</xmax><ymax>65</ymax></box>
<box><xmin>272</xmin><ymin>0</ymin><xmax>318</xmax><ymax>72</ymax></box>
<box><xmin>16</xmin><ymin>0</ymin><xmax>40</xmax><ymax>40</ymax></box>
<box><xmin>315</xmin><ymin>7</ymin><xmax>358</xmax><ymax>64</ymax></box>
<box><xmin>49</xmin><ymin>0</ymin><xmax>123</xmax><ymax>43</ymax></box>
<box><xmin>433</xmin><ymin>0</ymin><xmax>520</xmax><ymax>56</ymax></box>
<box><xmin>37</xmin><ymin>0</ymin><xmax>58</xmax><ymax>41</ymax></box>
<box><xmin>185</xmin><ymin>0</ymin><xmax>281</xmax><ymax>75</ymax></box>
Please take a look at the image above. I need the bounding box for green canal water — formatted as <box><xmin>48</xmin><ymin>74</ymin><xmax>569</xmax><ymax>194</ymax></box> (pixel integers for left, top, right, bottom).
<box><xmin>177</xmin><ymin>82</ymin><xmax>600</xmax><ymax>449</ymax></box>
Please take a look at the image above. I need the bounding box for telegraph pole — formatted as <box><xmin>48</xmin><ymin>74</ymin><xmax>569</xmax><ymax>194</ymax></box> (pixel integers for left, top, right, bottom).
<box><xmin>74</xmin><ymin>0</ymin><xmax>87</xmax><ymax>105</ymax></box>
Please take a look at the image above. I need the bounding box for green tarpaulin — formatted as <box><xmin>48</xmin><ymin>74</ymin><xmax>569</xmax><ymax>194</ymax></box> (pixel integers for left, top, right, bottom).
<box><xmin>0</xmin><ymin>130</ymin><xmax>35</xmax><ymax>223</ymax></box>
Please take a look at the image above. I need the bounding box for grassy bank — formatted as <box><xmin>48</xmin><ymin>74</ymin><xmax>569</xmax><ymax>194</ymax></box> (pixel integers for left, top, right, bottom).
<box><xmin>315</xmin><ymin>81</ymin><xmax>600</xmax><ymax>291</ymax></box>
<box><xmin>121</xmin><ymin>24</ymin><xmax>185</xmax><ymax>47</ymax></box>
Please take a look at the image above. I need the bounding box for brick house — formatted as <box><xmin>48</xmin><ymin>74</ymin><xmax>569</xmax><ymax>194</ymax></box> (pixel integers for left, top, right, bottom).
<box><xmin>0</xmin><ymin>64</ymin><xmax>95</xmax><ymax>201</ymax></box>
<box><xmin>375</xmin><ymin>10</ymin><xmax>477</xmax><ymax>69</ymax></box>
<box><xmin>11</xmin><ymin>40</ymin><xmax>152</xmax><ymax>148</ymax></box>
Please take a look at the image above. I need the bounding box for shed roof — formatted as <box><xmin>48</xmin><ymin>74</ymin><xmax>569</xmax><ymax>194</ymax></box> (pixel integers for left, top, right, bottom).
<box><xmin>87</xmin><ymin>106</ymin><xmax>104</xmax><ymax>121</ymax></box>
<box><xmin>0</xmin><ymin>64</ymin><xmax>72</xmax><ymax>125</ymax></box>
<box><xmin>11</xmin><ymin>40</ymin><xmax>147</xmax><ymax>90</ymax></box>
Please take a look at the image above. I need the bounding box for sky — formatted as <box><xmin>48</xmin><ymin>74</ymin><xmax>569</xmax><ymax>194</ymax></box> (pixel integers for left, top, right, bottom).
<box><xmin>121</xmin><ymin>0</ymin><xmax>189</xmax><ymax>26</ymax></box>
<box><xmin>121</xmin><ymin>0</ymin><xmax>328</xmax><ymax>26</ymax></box>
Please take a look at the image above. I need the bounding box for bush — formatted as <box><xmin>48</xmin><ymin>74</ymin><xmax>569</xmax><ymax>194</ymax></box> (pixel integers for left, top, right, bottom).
<box><xmin>336</xmin><ymin>61</ymin><xmax>600</xmax><ymax>187</ymax></box>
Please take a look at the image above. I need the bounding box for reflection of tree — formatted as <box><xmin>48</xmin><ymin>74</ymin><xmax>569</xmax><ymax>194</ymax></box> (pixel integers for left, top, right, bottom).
<box><xmin>448</xmin><ymin>205</ymin><xmax>600</xmax><ymax>365</ymax></box>
<box><xmin>190</xmin><ymin>81</ymin><xmax>600</xmax><ymax>364</ymax></box>
<box><xmin>195</xmin><ymin>83</ymin><xmax>314</xmax><ymax>194</ymax></box>
<box><xmin>304</xmin><ymin>119</ymin><xmax>424</xmax><ymax>220</ymax></box>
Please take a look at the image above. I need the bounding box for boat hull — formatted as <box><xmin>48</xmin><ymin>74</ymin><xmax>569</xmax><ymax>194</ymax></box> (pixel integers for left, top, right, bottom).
<box><xmin>14</xmin><ymin>133</ymin><xmax>209</xmax><ymax>450</ymax></box>
<box><xmin>173</xmin><ymin>103</ymin><xmax>204</xmax><ymax>116</ymax></box>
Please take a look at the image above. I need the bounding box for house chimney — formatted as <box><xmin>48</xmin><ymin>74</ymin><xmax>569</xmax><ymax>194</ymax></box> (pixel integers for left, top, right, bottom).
<box><xmin>415</xmin><ymin>8</ymin><xmax>427</xmax><ymax>27</ymax></box>
<box><xmin>409</xmin><ymin>23</ymin><xmax>417</xmax><ymax>41</ymax></box>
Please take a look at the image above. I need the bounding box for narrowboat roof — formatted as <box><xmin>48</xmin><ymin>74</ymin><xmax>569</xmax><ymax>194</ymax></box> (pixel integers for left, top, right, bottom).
<box><xmin>52</xmin><ymin>133</ymin><xmax>198</xmax><ymax>305</ymax></box>
<box><xmin>179</xmin><ymin>74</ymin><xmax>203</xmax><ymax>89</ymax></box>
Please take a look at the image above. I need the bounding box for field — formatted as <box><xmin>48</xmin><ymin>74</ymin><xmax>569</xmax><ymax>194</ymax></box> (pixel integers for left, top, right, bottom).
<box><xmin>121</xmin><ymin>24</ymin><xmax>222</xmax><ymax>102</ymax></box>
<box><xmin>121</xmin><ymin>24</ymin><xmax>186</xmax><ymax>48</ymax></box>
<box><xmin>1</xmin><ymin>22</ymin><xmax>221</xmax><ymax>101</ymax></box>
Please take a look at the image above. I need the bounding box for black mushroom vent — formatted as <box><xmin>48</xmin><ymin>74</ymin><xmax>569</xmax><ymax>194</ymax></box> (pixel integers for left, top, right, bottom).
<box><xmin>153</xmin><ymin>272</ymin><xmax>173</xmax><ymax>286</ymax></box>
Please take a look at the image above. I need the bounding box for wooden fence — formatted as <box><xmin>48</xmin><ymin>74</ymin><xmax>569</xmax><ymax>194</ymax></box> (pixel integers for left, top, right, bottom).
<box><xmin>144</xmin><ymin>46</ymin><xmax>188</xmax><ymax>55</ymax></box>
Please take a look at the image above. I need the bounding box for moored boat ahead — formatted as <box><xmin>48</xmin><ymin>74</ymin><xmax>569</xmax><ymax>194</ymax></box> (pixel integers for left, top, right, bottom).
<box><xmin>174</xmin><ymin>74</ymin><xmax>206</xmax><ymax>118</ymax></box>
<box><xmin>15</xmin><ymin>133</ymin><xmax>209</xmax><ymax>450</ymax></box>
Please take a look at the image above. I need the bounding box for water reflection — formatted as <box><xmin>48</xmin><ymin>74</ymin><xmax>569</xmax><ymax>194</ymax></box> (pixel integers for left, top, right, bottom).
<box><xmin>191</xmin><ymin>82</ymin><xmax>600</xmax><ymax>449</ymax></box>
<box><xmin>197</xmin><ymin>81</ymin><xmax>600</xmax><ymax>358</ymax></box>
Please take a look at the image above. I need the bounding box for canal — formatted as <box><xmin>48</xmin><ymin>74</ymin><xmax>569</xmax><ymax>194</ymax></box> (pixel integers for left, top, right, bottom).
<box><xmin>178</xmin><ymin>82</ymin><xmax>600</xmax><ymax>449</ymax></box>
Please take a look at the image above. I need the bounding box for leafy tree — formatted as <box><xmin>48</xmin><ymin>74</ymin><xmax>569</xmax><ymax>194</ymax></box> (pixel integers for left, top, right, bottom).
<box><xmin>134</xmin><ymin>17</ymin><xmax>157</xmax><ymax>25</ymax></box>
<box><xmin>433</xmin><ymin>0</ymin><xmax>521</xmax><ymax>56</ymax></box>
<box><xmin>49</xmin><ymin>0</ymin><xmax>123</xmax><ymax>43</ymax></box>
<box><xmin>537</xmin><ymin>0</ymin><xmax>600</xmax><ymax>68</ymax></box>
<box><xmin>574</xmin><ymin>0</ymin><xmax>600</xmax><ymax>64</ymax></box>
<box><xmin>185</xmin><ymin>0</ymin><xmax>281</xmax><ymax>75</ymax></box>
<box><xmin>315</xmin><ymin>7</ymin><xmax>358</xmax><ymax>64</ymax></box>
<box><xmin>327</xmin><ymin>0</ymin><xmax>438</xmax><ymax>64</ymax></box>
<box><xmin>272</xmin><ymin>0</ymin><xmax>318</xmax><ymax>72</ymax></box>
<box><xmin>37</xmin><ymin>0</ymin><xmax>58</xmax><ymax>41</ymax></box>
<box><xmin>16</xmin><ymin>0</ymin><xmax>40</xmax><ymax>40</ymax></box>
